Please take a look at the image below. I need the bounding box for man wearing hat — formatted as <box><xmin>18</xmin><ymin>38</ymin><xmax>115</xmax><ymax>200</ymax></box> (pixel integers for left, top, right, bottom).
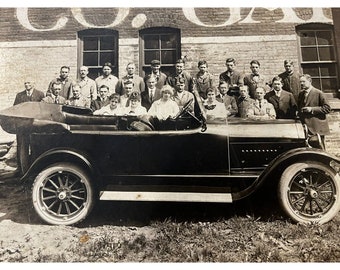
<box><xmin>147</xmin><ymin>59</ymin><xmax>167</xmax><ymax>89</ymax></box>
<box><xmin>166</xmin><ymin>59</ymin><xmax>194</xmax><ymax>92</ymax></box>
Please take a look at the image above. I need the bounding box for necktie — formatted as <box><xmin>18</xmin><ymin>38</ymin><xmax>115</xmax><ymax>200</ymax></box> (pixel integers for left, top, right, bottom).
<box><xmin>55</xmin><ymin>97</ymin><xmax>59</xmax><ymax>104</ymax></box>
<box><xmin>304</xmin><ymin>91</ymin><xmax>308</xmax><ymax>104</ymax></box>
<box><xmin>150</xmin><ymin>90</ymin><xmax>153</xmax><ymax>101</ymax></box>
<box><xmin>259</xmin><ymin>101</ymin><xmax>262</xmax><ymax>108</ymax></box>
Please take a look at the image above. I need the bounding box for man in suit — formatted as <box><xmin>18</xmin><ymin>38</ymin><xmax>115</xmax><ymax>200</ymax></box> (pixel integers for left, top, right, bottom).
<box><xmin>246</xmin><ymin>87</ymin><xmax>276</xmax><ymax>120</ymax></box>
<box><xmin>244</xmin><ymin>60</ymin><xmax>270</xmax><ymax>99</ymax></box>
<box><xmin>216</xmin><ymin>81</ymin><xmax>238</xmax><ymax>117</ymax></box>
<box><xmin>265</xmin><ymin>76</ymin><xmax>297</xmax><ymax>119</ymax></box>
<box><xmin>278</xmin><ymin>60</ymin><xmax>301</xmax><ymax>103</ymax></box>
<box><xmin>236</xmin><ymin>85</ymin><xmax>255</xmax><ymax>118</ymax></box>
<box><xmin>77</xmin><ymin>65</ymin><xmax>97</xmax><ymax>101</ymax></box>
<box><xmin>142</xmin><ymin>74</ymin><xmax>162</xmax><ymax>111</ymax></box>
<box><xmin>14</xmin><ymin>81</ymin><xmax>45</xmax><ymax>105</ymax></box>
<box><xmin>90</xmin><ymin>85</ymin><xmax>110</xmax><ymax>112</ymax></box>
<box><xmin>42</xmin><ymin>82</ymin><xmax>66</xmax><ymax>104</ymax></box>
<box><xmin>0</xmin><ymin>80</ymin><xmax>45</xmax><ymax>176</ymax></box>
<box><xmin>166</xmin><ymin>59</ymin><xmax>194</xmax><ymax>92</ymax></box>
<box><xmin>147</xmin><ymin>59</ymin><xmax>167</xmax><ymax>89</ymax></box>
<box><xmin>173</xmin><ymin>77</ymin><xmax>195</xmax><ymax>113</ymax></box>
<box><xmin>298</xmin><ymin>74</ymin><xmax>331</xmax><ymax>148</ymax></box>
<box><xmin>47</xmin><ymin>66</ymin><xmax>74</xmax><ymax>99</ymax></box>
<box><xmin>65</xmin><ymin>84</ymin><xmax>91</xmax><ymax>108</ymax></box>
<box><xmin>116</xmin><ymin>63</ymin><xmax>145</xmax><ymax>96</ymax></box>
<box><xmin>219</xmin><ymin>58</ymin><xmax>244</xmax><ymax>88</ymax></box>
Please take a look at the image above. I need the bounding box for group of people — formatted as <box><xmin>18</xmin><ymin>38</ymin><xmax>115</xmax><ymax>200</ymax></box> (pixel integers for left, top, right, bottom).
<box><xmin>13</xmin><ymin>57</ymin><xmax>331</xmax><ymax>140</ymax></box>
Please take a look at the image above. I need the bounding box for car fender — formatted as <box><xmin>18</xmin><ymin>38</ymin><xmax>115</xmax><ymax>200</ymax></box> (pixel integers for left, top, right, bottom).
<box><xmin>21</xmin><ymin>147</ymin><xmax>97</xmax><ymax>185</ymax></box>
<box><xmin>232</xmin><ymin>147</ymin><xmax>340</xmax><ymax>201</ymax></box>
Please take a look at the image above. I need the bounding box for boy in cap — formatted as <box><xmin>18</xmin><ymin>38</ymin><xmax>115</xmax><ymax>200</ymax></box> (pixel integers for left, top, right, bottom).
<box><xmin>148</xmin><ymin>59</ymin><xmax>167</xmax><ymax>89</ymax></box>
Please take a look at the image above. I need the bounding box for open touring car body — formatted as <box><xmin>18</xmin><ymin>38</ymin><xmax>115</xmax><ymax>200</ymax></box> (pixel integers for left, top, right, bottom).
<box><xmin>0</xmin><ymin>91</ymin><xmax>339</xmax><ymax>225</ymax></box>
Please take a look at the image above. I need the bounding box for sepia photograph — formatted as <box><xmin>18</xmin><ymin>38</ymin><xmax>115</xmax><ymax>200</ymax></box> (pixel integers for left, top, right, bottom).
<box><xmin>0</xmin><ymin>1</ymin><xmax>339</xmax><ymax>264</ymax></box>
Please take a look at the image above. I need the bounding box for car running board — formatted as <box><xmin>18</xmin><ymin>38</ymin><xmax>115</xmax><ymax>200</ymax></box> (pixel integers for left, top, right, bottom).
<box><xmin>99</xmin><ymin>191</ymin><xmax>233</xmax><ymax>203</ymax></box>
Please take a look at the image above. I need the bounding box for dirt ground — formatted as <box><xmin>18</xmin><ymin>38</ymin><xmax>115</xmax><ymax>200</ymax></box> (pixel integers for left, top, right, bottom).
<box><xmin>0</xmin><ymin>161</ymin><xmax>160</xmax><ymax>262</ymax></box>
<box><xmin>0</xmin><ymin>160</ymin><xmax>339</xmax><ymax>263</ymax></box>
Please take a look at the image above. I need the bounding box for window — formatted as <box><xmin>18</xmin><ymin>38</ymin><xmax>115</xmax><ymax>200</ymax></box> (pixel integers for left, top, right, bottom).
<box><xmin>78</xmin><ymin>29</ymin><xmax>118</xmax><ymax>80</ymax></box>
<box><xmin>297</xmin><ymin>24</ymin><xmax>338</xmax><ymax>93</ymax></box>
<box><xmin>139</xmin><ymin>27</ymin><xmax>181</xmax><ymax>76</ymax></box>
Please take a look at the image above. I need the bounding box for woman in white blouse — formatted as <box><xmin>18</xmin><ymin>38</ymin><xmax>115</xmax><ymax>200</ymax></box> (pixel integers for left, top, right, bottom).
<box><xmin>147</xmin><ymin>85</ymin><xmax>180</xmax><ymax>120</ymax></box>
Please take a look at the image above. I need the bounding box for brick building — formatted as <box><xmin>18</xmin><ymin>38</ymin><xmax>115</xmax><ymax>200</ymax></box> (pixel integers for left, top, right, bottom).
<box><xmin>0</xmin><ymin>7</ymin><xmax>339</xmax><ymax>154</ymax></box>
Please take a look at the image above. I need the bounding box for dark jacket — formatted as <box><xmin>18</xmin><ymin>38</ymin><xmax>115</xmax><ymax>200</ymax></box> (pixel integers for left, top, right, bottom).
<box><xmin>265</xmin><ymin>90</ymin><xmax>297</xmax><ymax>119</ymax></box>
<box><xmin>297</xmin><ymin>87</ymin><xmax>331</xmax><ymax>135</ymax></box>
<box><xmin>14</xmin><ymin>89</ymin><xmax>45</xmax><ymax>105</ymax></box>
<box><xmin>90</xmin><ymin>97</ymin><xmax>110</xmax><ymax>112</ymax></box>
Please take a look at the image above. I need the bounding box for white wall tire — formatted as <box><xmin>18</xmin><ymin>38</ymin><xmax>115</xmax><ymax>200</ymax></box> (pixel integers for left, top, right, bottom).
<box><xmin>32</xmin><ymin>163</ymin><xmax>94</xmax><ymax>225</ymax></box>
<box><xmin>278</xmin><ymin>162</ymin><xmax>340</xmax><ymax>224</ymax></box>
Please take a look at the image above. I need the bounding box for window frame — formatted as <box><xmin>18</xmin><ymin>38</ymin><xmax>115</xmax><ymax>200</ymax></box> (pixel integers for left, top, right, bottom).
<box><xmin>77</xmin><ymin>29</ymin><xmax>119</xmax><ymax>80</ymax></box>
<box><xmin>296</xmin><ymin>23</ymin><xmax>338</xmax><ymax>93</ymax></box>
<box><xmin>139</xmin><ymin>27</ymin><xmax>181</xmax><ymax>77</ymax></box>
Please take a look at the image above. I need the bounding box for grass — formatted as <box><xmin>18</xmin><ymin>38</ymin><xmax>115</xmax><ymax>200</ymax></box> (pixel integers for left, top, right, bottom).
<box><xmin>31</xmin><ymin>214</ymin><xmax>340</xmax><ymax>262</ymax></box>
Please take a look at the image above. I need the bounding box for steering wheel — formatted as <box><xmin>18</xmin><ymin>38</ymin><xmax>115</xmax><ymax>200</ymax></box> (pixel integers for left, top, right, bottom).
<box><xmin>175</xmin><ymin>99</ymin><xmax>193</xmax><ymax>120</ymax></box>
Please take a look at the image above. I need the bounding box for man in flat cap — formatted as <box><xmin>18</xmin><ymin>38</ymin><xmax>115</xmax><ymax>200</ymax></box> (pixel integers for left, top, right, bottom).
<box><xmin>146</xmin><ymin>59</ymin><xmax>167</xmax><ymax>89</ymax></box>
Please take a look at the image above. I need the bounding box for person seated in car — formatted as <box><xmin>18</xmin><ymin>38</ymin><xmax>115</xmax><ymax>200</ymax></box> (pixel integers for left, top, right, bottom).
<box><xmin>264</xmin><ymin>76</ymin><xmax>297</xmax><ymax>119</ymax></box>
<box><xmin>90</xmin><ymin>85</ymin><xmax>110</xmax><ymax>111</ymax></box>
<box><xmin>246</xmin><ymin>87</ymin><xmax>276</xmax><ymax>120</ymax></box>
<box><xmin>203</xmin><ymin>87</ymin><xmax>227</xmax><ymax>120</ymax></box>
<box><xmin>120</xmin><ymin>80</ymin><xmax>134</xmax><ymax>108</ymax></box>
<box><xmin>148</xmin><ymin>85</ymin><xmax>180</xmax><ymax>120</ymax></box>
<box><xmin>93</xmin><ymin>93</ymin><xmax>123</xmax><ymax>116</ymax></box>
<box><xmin>65</xmin><ymin>84</ymin><xmax>91</xmax><ymax>108</ymax></box>
<box><xmin>236</xmin><ymin>85</ymin><xmax>255</xmax><ymax>118</ymax></box>
<box><xmin>122</xmin><ymin>91</ymin><xmax>147</xmax><ymax>116</ymax></box>
<box><xmin>141</xmin><ymin>74</ymin><xmax>162</xmax><ymax>111</ymax></box>
<box><xmin>173</xmin><ymin>77</ymin><xmax>195</xmax><ymax>113</ymax></box>
<box><xmin>216</xmin><ymin>81</ymin><xmax>238</xmax><ymax>117</ymax></box>
<box><xmin>41</xmin><ymin>82</ymin><xmax>66</xmax><ymax>104</ymax></box>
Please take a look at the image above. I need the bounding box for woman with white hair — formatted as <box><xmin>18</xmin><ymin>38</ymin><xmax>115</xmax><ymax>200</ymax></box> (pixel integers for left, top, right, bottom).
<box><xmin>148</xmin><ymin>85</ymin><xmax>180</xmax><ymax>120</ymax></box>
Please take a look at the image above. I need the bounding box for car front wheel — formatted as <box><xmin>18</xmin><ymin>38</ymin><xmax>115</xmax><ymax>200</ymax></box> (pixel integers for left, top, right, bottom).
<box><xmin>32</xmin><ymin>163</ymin><xmax>94</xmax><ymax>225</ymax></box>
<box><xmin>278</xmin><ymin>162</ymin><xmax>340</xmax><ymax>224</ymax></box>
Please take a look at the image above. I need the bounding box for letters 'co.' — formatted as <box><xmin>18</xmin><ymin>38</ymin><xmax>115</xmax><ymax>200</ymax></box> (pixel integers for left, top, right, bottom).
<box><xmin>16</xmin><ymin>8</ymin><xmax>332</xmax><ymax>32</ymax></box>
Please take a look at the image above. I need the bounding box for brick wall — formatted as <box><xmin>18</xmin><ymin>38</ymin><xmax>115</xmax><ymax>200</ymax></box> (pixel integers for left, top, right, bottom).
<box><xmin>181</xmin><ymin>39</ymin><xmax>299</xmax><ymax>86</ymax></box>
<box><xmin>0</xmin><ymin>45</ymin><xmax>77</xmax><ymax>108</ymax></box>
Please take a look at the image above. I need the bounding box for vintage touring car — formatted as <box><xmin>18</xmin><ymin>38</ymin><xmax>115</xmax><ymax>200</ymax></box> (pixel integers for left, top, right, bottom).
<box><xmin>0</xmin><ymin>91</ymin><xmax>339</xmax><ymax>225</ymax></box>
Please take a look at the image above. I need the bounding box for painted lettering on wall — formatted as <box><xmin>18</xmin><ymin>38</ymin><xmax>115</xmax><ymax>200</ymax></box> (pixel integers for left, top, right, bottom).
<box><xmin>16</xmin><ymin>7</ymin><xmax>332</xmax><ymax>32</ymax></box>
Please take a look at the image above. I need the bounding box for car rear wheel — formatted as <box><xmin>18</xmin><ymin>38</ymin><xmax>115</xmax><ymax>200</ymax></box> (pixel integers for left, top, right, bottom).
<box><xmin>278</xmin><ymin>162</ymin><xmax>340</xmax><ymax>224</ymax></box>
<box><xmin>32</xmin><ymin>163</ymin><xmax>94</xmax><ymax>225</ymax></box>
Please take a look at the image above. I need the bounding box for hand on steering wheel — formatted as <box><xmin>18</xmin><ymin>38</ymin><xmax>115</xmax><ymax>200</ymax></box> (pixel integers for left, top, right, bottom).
<box><xmin>175</xmin><ymin>99</ymin><xmax>193</xmax><ymax>120</ymax></box>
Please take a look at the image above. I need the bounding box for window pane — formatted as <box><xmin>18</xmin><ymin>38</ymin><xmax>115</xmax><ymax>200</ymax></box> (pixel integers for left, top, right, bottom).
<box><xmin>161</xmin><ymin>34</ymin><xmax>177</xmax><ymax>49</ymax></box>
<box><xmin>301</xmin><ymin>47</ymin><xmax>318</xmax><ymax>61</ymax></box>
<box><xmin>145</xmin><ymin>51</ymin><xmax>160</xmax><ymax>64</ymax></box>
<box><xmin>100</xmin><ymin>36</ymin><xmax>115</xmax><ymax>50</ymax></box>
<box><xmin>317</xmin><ymin>31</ymin><xmax>333</xmax><ymax>46</ymax></box>
<box><xmin>319</xmin><ymin>47</ymin><xmax>335</xmax><ymax>61</ymax></box>
<box><xmin>100</xmin><ymin>52</ymin><xmax>114</xmax><ymax>66</ymax></box>
<box><xmin>320</xmin><ymin>64</ymin><xmax>336</xmax><ymax>76</ymax></box>
<box><xmin>144</xmin><ymin>35</ymin><xmax>159</xmax><ymax>49</ymax></box>
<box><xmin>321</xmin><ymin>78</ymin><xmax>337</xmax><ymax>92</ymax></box>
<box><xmin>161</xmin><ymin>50</ymin><xmax>176</xmax><ymax>64</ymax></box>
<box><xmin>88</xmin><ymin>68</ymin><xmax>101</xmax><ymax>80</ymax></box>
<box><xmin>83</xmin><ymin>52</ymin><xmax>98</xmax><ymax>66</ymax></box>
<box><xmin>300</xmin><ymin>31</ymin><xmax>316</xmax><ymax>46</ymax></box>
<box><xmin>311</xmin><ymin>77</ymin><xmax>321</xmax><ymax>90</ymax></box>
<box><xmin>83</xmin><ymin>37</ymin><xmax>98</xmax><ymax>51</ymax></box>
<box><xmin>302</xmin><ymin>65</ymin><xmax>319</xmax><ymax>77</ymax></box>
